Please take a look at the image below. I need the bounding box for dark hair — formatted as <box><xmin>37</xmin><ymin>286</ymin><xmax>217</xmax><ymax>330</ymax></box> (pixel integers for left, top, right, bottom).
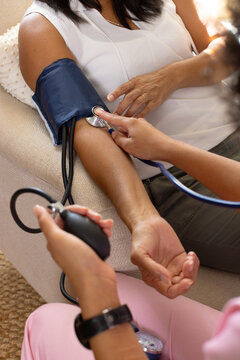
<box><xmin>38</xmin><ymin>0</ymin><xmax>163</xmax><ymax>28</ymax></box>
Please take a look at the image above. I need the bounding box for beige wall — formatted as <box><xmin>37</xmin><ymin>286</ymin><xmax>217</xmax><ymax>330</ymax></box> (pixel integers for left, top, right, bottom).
<box><xmin>0</xmin><ymin>0</ymin><xmax>33</xmax><ymax>34</ymax></box>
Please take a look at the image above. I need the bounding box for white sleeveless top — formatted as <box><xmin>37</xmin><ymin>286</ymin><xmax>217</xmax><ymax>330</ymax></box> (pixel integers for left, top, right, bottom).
<box><xmin>25</xmin><ymin>0</ymin><xmax>236</xmax><ymax>179</ymax></box>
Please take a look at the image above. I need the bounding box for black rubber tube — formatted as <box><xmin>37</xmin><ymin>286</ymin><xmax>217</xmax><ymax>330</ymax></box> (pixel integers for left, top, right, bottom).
<box><xmin>10</xmin><ymin>187</ymin><xmax>56</xmax><ymax>233</ymax></box>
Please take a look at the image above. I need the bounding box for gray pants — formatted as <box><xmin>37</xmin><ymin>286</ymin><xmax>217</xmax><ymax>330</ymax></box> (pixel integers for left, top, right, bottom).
<box><xmin>143</xmin><ymin>128</ymin><xmax>240</xmax><ymax>274</ymax></box>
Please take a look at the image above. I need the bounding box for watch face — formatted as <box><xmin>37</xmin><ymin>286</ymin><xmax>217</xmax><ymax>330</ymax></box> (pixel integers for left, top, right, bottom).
<box><xmin>136</xmin><ymin>331</ymin><xmax>163</xmax><ymax>356</ymax></box>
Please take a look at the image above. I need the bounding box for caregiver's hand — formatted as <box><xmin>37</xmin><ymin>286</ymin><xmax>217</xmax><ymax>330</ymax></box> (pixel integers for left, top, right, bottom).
<box><xmin>34</xmin><ymin>205</ymin><xmax>116</xmax><ymax>299</ymax></box>
<box><xmin>95</xmin><ymin>108</ymin><xmax>174</xmax><ymax>161</ymax></box>
<box><xmin>107</xmin><ymin>65</ymin><xmax>177</xmax><ymax>118</ymax></box>
<box><xmin>131</xmin><ymin>216</ymin><xmax>199</xmax><ymax>298</ymax></box>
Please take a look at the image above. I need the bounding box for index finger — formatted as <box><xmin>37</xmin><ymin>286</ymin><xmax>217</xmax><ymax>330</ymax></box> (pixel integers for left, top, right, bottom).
<box><xmin>95</xmin><ymin>109</ymin><xmax>129</xmax><ymax>130</ymax></box>
<box><xmin>107</xmin><ymin>82</ymin><xmax>134</xmax><ymax>102</ymax></box>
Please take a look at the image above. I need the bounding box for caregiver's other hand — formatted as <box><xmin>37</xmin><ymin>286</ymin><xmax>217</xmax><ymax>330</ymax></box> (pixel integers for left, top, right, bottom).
<box><xmin>34</xmin><ymin>205</ymin><xmax>116</xmax><ymax>298</ymax></box>
<box><xmin>131</xmin><ymin>216</ymin><xmax>199</xmax><ymax>299</ymax></box>
<box><xmin>107</xmin><ymin>65</ymin><xmax>177</xmax><ymax>118</ymax></box>
<box><xmin>95</xmin><ymin>108</ymin><xmax>174</xmax><ymax>161</ymax></box>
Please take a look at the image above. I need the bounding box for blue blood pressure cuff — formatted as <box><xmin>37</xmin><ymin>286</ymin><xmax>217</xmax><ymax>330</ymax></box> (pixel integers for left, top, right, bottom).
<box><xmin>32</xmin><ymin>58</ymin><xmax>109</xmax><ymax>145</ymax></box>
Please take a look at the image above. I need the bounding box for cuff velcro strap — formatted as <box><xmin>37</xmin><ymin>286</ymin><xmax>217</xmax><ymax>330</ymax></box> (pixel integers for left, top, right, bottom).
<box><xmin>32</xmin><ymin>58</ymin><xmax>109</xmax><ymax>145</ymax></box>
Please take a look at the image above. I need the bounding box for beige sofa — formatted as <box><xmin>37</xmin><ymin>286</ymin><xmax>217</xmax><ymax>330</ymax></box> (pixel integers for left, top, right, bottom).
<box><xmin>0</xmin><ymin>0</ymin><xmax>239</xmax><ymax>310</ymax></box>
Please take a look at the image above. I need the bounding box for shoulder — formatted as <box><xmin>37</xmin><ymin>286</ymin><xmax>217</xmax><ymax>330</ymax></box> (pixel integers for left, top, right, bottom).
<box><xmin>19</xmin><ymin>13</ymin><xmax>66</xmax><ymax>51</ymax></box>
<box><xmin>19</xmin><ymin>13</ymin><xmax>75</xmax><ymax>90</ymax></box>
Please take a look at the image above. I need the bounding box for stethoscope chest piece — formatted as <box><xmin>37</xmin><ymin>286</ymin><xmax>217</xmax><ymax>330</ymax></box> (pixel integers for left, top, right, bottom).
<box><xmin>86</xmin><ymin>106</ymin><xmax>113</xmax><ymax>132</ymax></box>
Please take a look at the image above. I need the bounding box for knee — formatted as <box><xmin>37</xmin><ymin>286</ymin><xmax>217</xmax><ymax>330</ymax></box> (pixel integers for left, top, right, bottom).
<box><xmin>25</xmin><ymin>303</ymin><xmax>77</xmax><ymax>332</ymax></box>
<box><xmin>25</xmin><ymin>304</ymin><xmax>58</xmax><ymax>332</ymax></box>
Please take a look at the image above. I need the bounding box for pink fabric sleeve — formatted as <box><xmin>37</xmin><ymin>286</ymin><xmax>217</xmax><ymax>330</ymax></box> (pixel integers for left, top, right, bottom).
<box><xmin>21</xmin><ymin>273</ymin><xmax>221</xmax><ymax>360</ymax></box>
<box><xmin>202</xmin><ymin>298</ymin><xmax>240</xmax><ymax>360</ymax></box>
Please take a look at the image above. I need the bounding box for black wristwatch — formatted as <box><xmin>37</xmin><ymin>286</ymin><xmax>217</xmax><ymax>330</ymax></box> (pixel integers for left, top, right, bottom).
<box><xmin>74</xmin><ymin>304</ymin><xmax>133</xmax><ymax>349</ymax></box>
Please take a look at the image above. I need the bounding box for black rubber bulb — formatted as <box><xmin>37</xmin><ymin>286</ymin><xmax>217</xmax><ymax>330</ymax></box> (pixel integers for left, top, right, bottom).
<box><xmin>60</xmin><ymin>210</ymin><xmax>110</xmax><ymax>260</ymax></box>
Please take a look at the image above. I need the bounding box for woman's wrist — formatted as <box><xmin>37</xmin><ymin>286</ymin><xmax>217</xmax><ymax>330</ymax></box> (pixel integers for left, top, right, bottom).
<box><xmin>75</xmin><ymin>275</ymin><xmax>120</xmax><ymax>319</ymax></box>
<box><xmin>74</xmin><ymin>277</ymin><xmax>147</xmax><ymax>360</ymax></box>
<box><xmin>165</xmin><ymin>42</ymin><xmax>232</xmax><ymax>90</ymax></box>
<box><xmin>157</xmin><ymin>62</ymin><xmax>182</xmax><ymax>95</ymax></box>
<box><xmin>157</xmin><ymin>54</ymin><xmax>215</xmax><ymax>92</ymax></box>
<box><xmin>153</xmin><ymin>132</ymin><xmax>180</xmax><ymax>163</ymax></box>
<box><xmin>157</xmin><ymin>62</ymin><xmax>184</xmax><ymax>93</ymax></box>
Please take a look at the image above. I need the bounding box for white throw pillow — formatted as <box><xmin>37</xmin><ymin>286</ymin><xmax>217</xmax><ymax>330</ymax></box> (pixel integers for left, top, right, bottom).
<box><xmin>0</xmin><ymin>23</ymin><xmax>34</xmax><ymax>107</ymax></box>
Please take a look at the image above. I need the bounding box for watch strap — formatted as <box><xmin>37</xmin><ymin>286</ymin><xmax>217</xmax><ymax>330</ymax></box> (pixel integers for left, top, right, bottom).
<box><xmin>74</xmin><ymin>304</ymin><xmax>133</xmax><ymax>349</ymax></box>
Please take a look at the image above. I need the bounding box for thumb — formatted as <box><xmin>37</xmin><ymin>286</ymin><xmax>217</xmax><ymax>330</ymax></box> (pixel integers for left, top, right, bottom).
<box><xmin>132</xmin><ymin>251</ymin><xmax>171</xmax><ymax>285</ymax></box>
<box><xmin>34</xmin><ymin>205</ymin><xmax>59</xmax><ymax>238</ymax></box>
<box><xmin>111</xmin><ymin>131</ymin><xmax>131</xmax><ymax>151</ymax></box>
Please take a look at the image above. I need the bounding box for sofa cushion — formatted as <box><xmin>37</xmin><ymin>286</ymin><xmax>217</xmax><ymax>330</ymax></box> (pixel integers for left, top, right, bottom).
<box><xmin>0</xmin><ymin>23</ymin><xmax>34</xmax><ymax>108</ymax></box>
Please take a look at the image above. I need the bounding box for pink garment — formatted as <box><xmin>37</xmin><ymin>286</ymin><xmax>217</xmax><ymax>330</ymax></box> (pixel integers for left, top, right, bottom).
<box><xmin>22</xmin><ymin>273</ymin><xmax>239</xmax><ymax>360</ymax></box>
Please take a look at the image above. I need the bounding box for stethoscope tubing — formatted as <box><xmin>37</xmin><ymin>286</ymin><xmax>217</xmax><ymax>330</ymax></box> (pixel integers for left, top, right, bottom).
<box><xmin>106</xmin><ymin>127</ymin><xmax>240</xmax><ymax>209</ymax></box>
<box><xmin>139</xmin><ymin>159</ymin><xmax>240</xmax><ymax>209</ymax></box>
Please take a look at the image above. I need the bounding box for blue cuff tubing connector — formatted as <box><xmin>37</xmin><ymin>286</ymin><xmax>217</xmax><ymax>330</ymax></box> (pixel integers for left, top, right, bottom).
<box><xmin>32</xmin><ymin>58</ymin><xmax>109</xmax><ymax>145</ymax></box>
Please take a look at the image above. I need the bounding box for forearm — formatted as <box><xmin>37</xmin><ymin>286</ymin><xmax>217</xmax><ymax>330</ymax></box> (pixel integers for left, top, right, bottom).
<box><xmin>165</xmin><ymin>36</ymin><xmax>233</xmax><ymax>90</ymax></box>
<box><xmin>74</xmin><ymin>120</ymin><xmax>159</xmax><ymax>231</ymax></box>
<box><xmin>96</xmin><ymin>110</ymin><xmax>240</xmax><ymax>201</ymax></box>
<box><xmin>76</xmin><ymin>277</ymin><xmax>147</xmax><ymax>360</ymax></box>
<box><xmin>164</xmin><ymin>138</ymin><xmax>240</xmax><ymax>201</ymax></box>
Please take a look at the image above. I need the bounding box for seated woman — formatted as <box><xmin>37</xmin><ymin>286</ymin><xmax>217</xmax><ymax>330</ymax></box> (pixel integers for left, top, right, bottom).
<box><xmin>18</xmin><ymin>0</ymin><xmax>240</xmax><ymax>298</ymax></box>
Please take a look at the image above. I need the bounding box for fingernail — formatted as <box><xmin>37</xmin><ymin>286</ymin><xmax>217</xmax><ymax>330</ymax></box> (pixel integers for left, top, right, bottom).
<box><xmin>88</xmin><ymin>209</ymin><xmax>100</xmax><ymax>217</ymax></box>
<box><xmin>186</xmin><ymin>280</ymin><xmax>194</xmax><ymax>288</ymax></box>
<box><xmin>33</xmin><ymin>204</ymin><xmax>44</xmax><ymax>216</ymax></box>
<box><xmin>188</xmin><ymin>261</ymin><xmax>194</xmax><ymax>272</ymax></box>
<box><xmin>107</xmin><ymin>94</ymin><xmax>114</xmax><ymax>101</ymax></box>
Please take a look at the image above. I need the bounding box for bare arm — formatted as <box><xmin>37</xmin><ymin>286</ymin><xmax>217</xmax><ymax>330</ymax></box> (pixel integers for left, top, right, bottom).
<box><xmin>19</xmin><ymin>15</ymin><xmax>149</xmax><ymax>352</ymax></box>
<box><xmin>18</xmin><ymin>13</ymin><xmax>156</xmax><ymax>230</ymax></box>
<box><xmin>166</xmin><ymin>138</ymin><xmax>240</xmax><ymax>202</ymax></box>
<box><xmin>19</xmin><ymin>13</ymin><xmax>199</xmax><ymax>298</ymax></box>
<box><xmin>173</xmin><ymin>0</ymin><xmax>211</xmax><ymax>52</ymax></box>
<box><xmin>34</xmin><ymin>205</ymin><xmax>147</xmax><ymax>360</ymax></box>
<box><xmin>108</xmin><ymin>0</ymin><xmax>233</xmax><ymax>118</ymax></box>
<box><xmin>19</xmin><ymin>14</ymin><xmax>76</xmax><ymax>90</ymax></box>
<box><xmin>96</xmin><ymin>109</ymin><xmax>240</xmax><ymax>202</ymax></box>
<box><xmin>171</xmin><ymin>0</ymin><xmax>232</xmax><ymax>87</ymax></box>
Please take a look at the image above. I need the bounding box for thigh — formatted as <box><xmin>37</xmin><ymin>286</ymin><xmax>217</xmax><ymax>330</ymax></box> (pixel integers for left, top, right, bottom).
<box><xmin>116</xmin><ymin>273</ymin><xmax>221</xmax><ymax>360</ymax></box>
<box><xmin>22</xmin><ymin>274</ymin><xmax>221</xmax><ymax>360</ymax></box>
<box><xmin>21</xmin><ymin>303</ymin><xmax>95</xmax><ymax>360</ymax></box>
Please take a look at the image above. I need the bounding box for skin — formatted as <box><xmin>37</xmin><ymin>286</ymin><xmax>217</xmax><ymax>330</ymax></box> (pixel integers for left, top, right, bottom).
<box><xmin>107</xmin><ymin>0</ymin><xmax>233</xmax><ymax>118</ymax></box>
<box><xmin>18</xmin><ymin>1</ymin><xmax>201</xmax><ymax>298</ymax></box>
<box><xmin>34</xmin><ymin>204</ymin><xmax>148</xmax><ymax>360</ymax></box>
<box><xmin>95</xmin><ymin>108</ymin><xmax>240</xmax><ymax>203</ymax></box>
<box><xmin>22</xmin><ymin>1</ymin><xmax>240</xmax><ymax>359</ymax></box>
